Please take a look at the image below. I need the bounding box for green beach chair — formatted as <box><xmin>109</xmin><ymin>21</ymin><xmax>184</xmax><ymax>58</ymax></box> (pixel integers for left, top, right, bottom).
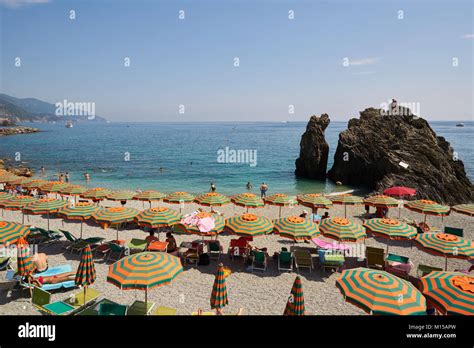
<box><xmin>318</xmin><ymin>250</ymin><xmax>345</xmax><ymax>275</ymax></box>
<box><xmin>444</xmin><ymin>226</ymin><xmax>463</xmax><ymax>237</ymax></box>
<box><xmin>207</xmin><ymin>241</ymin><xmax>222</xmax><ymax>261</ymax></box>
<box><xmin>252</xmin><ymin>251</ymin><xmax>267</xmax><ymax>272</ymax></box>
<box><xmin>278</xmin><ymin>251</ymin><xmax>293</xmax><ymax>273</ymax></box>
<box><xmin>127</xmin><ymin>238</ymin><xmax>147</xmax><ymax>252</ymax></box>
<box><xmin>0</xmin><ymin>257</ymin><xmax>12</xmax><ymax>271</ymax></box>
<box><xmin>294</xmin><ymin>249</ymin><xmax>313</xmax><ymax>273</ymax></box>
<box><xmin>64</xmin><ymin>288</ymin><xmax>102</xmax><ymax>309</ymax></box>
<box><xmin>76</xmin><ymin>298</ymin><xmax>120</xmax><ymax>315</ymax></box>
<box><xmin>32</xmin><ymin>286</ymin><xmax>75</xmax><ymax>315</ymax></box>
<box><xmin>98</xmin><ymin>302</ymin><xmax>128</xmax><ymax>316</ymax></box>
<box><xmin>365</xmin><ymin>246</ymin><xmax>385</xmax><ymax>270</ymax></box>
<box><xmin>417</xmin><ymin>264</ymin><xmax>443</xmax><ymax>277</ymax></box>
<box><xmin>153</xmin><ymin>306</ymin><xmax>177</xmax><ymax>315</ymax></box>
<box><xmin>107</xmin><ymin>242</ymin><xmax>127</xmax><ymax>261</ymax></box>
<box><xmin>127</xmin><ymin>300</ymin><xmax>155</xmax><ymax>315</ymax></box>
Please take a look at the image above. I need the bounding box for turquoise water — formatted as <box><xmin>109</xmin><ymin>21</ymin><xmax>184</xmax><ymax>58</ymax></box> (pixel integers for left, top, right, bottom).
<box><xmin>0</xmin><ymin>121</ymin><xmax>472</xmax><ymax>195</ymax></box>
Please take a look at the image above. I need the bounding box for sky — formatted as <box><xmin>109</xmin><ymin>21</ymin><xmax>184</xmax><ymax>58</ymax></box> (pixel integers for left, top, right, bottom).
<box><xmin>0</xmin><ymin>0</ymin><xmax>472</xmax><ymax>122</ymax></box>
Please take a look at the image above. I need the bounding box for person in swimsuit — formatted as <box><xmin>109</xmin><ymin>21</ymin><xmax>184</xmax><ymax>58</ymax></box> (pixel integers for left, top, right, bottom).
<box><xmin>32</xmin><ymin>253</ymin><xmax>48</xmax><ymax>273</ymax></box>
<box><xmin>28</xmin><ymin>272</ymin><xmax>76</xmax><ymax>287</ymax></box>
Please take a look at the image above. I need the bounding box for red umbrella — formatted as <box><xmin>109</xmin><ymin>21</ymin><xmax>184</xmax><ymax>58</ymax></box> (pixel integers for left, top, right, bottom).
<box><xmin>383</xmin><ymin>186</ymin><xmax>416</xmax><ymax>197</ymax></box>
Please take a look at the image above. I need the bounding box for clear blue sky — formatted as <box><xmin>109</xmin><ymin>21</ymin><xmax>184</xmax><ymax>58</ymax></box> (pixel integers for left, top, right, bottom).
<box><xmin>0</xmin><ymin>0</ymin><xmax>472</xmax><ymax>121</ymax></box>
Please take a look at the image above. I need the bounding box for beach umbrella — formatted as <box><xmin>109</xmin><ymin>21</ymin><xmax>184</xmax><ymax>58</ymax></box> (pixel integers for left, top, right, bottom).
<box><xmin>75</xmin><ymin>244</ymin><xmax>96</xmax><ymax>304</ymax></box>
<box><xmin>364</xmin><ymin>218</ymin><xmax>417</xmax><ymax>252</ymax></box>
<box><xmin>57</xmin><ymin>202</ymin><xmax>101</xmax><ymax>238</ymax></box>
<box><xmin>264</xmin><ymin>194</ymin><xmax>297</xmax><ymax>218</ymax></box>
<box><xmin>8</xmin><ymin>177</ymin><xmax>34</xmax><ymax>186</ymax></box>
<box><xmin>22</xmin><ymin>198</ymin><xmax>68</xmax><ymax>231</ymax></box>
<box><xmin>225</xmin><ymin>213</ymin><xmax>274</xmax><ymax>238</ymax></box>
<box><xmin>274</xmin><ymin>215</ymin><xmax>319</xmax><ymax>242</ymax></box>
<box><xmin>133</xmin><ymin>190</ymin><xmax>166</xmax><ymax>208</ymax></box>
<box><xmin>16</xmin><ymin>237</ymin><xmax>35</xmax><ymax>296</ymax></box>
<box><xmin>363</xmin><ymin>195</ymin><xmax>399</xmax><ymax>208</ymax></box>
<box><xmin>329</xmin><ymin>194</ymin><xmax>363</xmax><ymax>218</ymax></box>
<box><xmin>319</xmin><ymin>217</ymin><xmax>366</xmax><ymax>242</ymax></box>
<box><xmin>0</xmin><ymin>192</ymin><xmax>14</xmax><ymax>218</ymax></box>
<box><xmin>174</xmin><ymin>212</ymin><xmax>225</xmax><ymax>237</ymax></box>
<box><xmin>80</xmin><ymin>188</ymin><xmax>113</xmax><ymax>203</ymax></box>
<box><xmin>194</xmin><ymin>192</ymin><xmax>230</xmax><ymax>209</ymax></box>
<box><xmin>296</xmin><ymin>193</ymin><xmax>332</xmax><ymax>214</ymax></box>
<box><xmin>134</xmin><ymin>207</ymin><xmax>182</xmax><ymax>229</ymax></box>
<box><xmin>0</xmin><ymin>174</ymin><xmax>19</xmax><ymax>184</ymax></box>
<box><xmin>164</xmin><ymin>192</ymin><xmax>195</xmax><ymax>213</ymax></box>
<box><xmin>22</xmin><ymin>179</ymin><xmax>47</xmax><ymax>189</ymax></box>
<box><xmin>336</xmin><ymin>268</ymin><xmax>426</xmax><ymax>315</ymax></box>
<box><xmin>383</xmin><ymin>186</ymin><xmax>416</xmax><ymax>197</ymax></box>
<box><xmin>210</xmin><ymin>263</ymin><xmax>229</xmax><ymax>313</ymax></box>
<box><xmin>107</xmin><ymin>191</ymin><xmax>136</xmax><ymax>205</ymax></box>
<box><xmin>107</xmin><ymin>252</ymin><xmax>183</xmax><ymax>311</ymax></box>
<box><xmin>92</xmin><ymin>207</ymin><xmax>139</xmax><ymax>240</ymax></box>
<box><xmin>39</xmin><ymin>181</ymin><xmax>70</xmax><ymax>194</ymax></box>
<box><xmin>283</xmin><ymin>275</ymin><xmax>305</xmax><ymax>316</ymax></box>
<box><xmin>231</xmin><ymin>193</ymin><xmax>264</xmax><ymax>212</ymax></box>
<box><xmin>0</xmin><ymin>195</ymin><xmax>37</xmax><ymax>223</ymax></box>
<box><xmin>414</xmin><ymin>233</ymin><xmax>474</xmax><ymax>271</ymax></box>
<box><xmin>0</xmin><ymin>221</ymin><xmax>30</xmax><ymax>246</ymax></box>
<box><xmin>420</xmin><ymin>271</ymin><xmax>474</xmax><ymax>315</ymax></box>
<box><xmin>404</xmin><ymin>199</ymin><xmax>450</xmax><ymax>225</ymax></box>
<box><xmin>451</xmin><ymin>204</ymin><xmax>474</xmax><ymax>217</ymax></box>
<box><xmin>59</xmin><ymin>185</ymin><xmax>87</xmax><ymax>200</ymax></box>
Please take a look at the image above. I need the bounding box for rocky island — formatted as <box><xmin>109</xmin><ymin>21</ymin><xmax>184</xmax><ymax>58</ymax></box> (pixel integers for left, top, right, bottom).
<box><xmin>296</xmin><ymin>107</ymin><xmax>473</xmax><ymax>205</ymax></box>
<box><xmin>0</xmin><ymin>125</ymin><xmax>40</xmax><ymax>136</ymax></box>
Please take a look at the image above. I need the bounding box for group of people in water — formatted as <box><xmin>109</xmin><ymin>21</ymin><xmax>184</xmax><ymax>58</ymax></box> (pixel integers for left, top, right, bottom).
<box><xmin>211</xmin><ymin>181</ymin><xmax>269</xmax><ymax>198</ymax></box>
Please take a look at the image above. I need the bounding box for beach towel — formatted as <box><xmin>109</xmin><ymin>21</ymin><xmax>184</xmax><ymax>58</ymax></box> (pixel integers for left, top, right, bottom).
<box><xmin>180</xmin><ymin>213</ymin><xmax>215</xmax><ymax>233</ymax></box>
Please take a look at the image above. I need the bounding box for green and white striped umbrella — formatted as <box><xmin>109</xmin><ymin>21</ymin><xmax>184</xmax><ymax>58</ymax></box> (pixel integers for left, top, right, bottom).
<box><xmin>319</xmin><ymin>217</ymin><xmax>366</xmax><ymax>242</ymax></box>
<box><xmin>451</xmin><ymin>204</ymin><xmax>474</xmax><ymax>217</ymax></box>
<box><xmin>274</xmin><ymin>216</ymin><xmax>319</xmax><ymax>241</ymax></box>
<box><xmin>0</xmin><ymin>195</ymin><xmax>37</xmax><ymax>223</ymax></box>
<box><xmin>59</xmin><ymin>185</ymin><xmax>87</xmax><ymax>196</ymax></box>
<box><xmin>264</xmin><ymin>194</ymin><xmax>297</xmax><ymax>218</ymax></box>
<box><xmin>163</xmin><ymin>192</ymin><xmax>195</xmax><ymax>204</ymax></box>
<box><xmin>405</xmin><ymin>200</ymin><xmax>450</xmax><ymax>225</ymax></box>
<box><xmin>330</xmin><ymin>194</ymin><xmax>364</xmax><ymax>218</ymax></box>
<box><xmin>225</xmin><ymin>213</ymin><xmax>274</xmax><ymax>238</ymax></box>
<box><xmin>134</xmin><ymin>207</ymin><xmax>182</xmax><ymax>228</ymax></box>
<box><xmin>133</xmin><ymin>190</ymin><xmax>166</xmax><ymax>207</ymax></box>
<box><xmin>364</xmin><ymin>218</ymin><xmax>417</xmax><ymax>240</ymax></box>
<box><xmin>23</xmin><ymin>179</ymin><xmax>47</xmax><ymax>189</ymax></box>
<box><xmin>363</xmin><ymin>195</ymin><xmax>399</xmax><ymax>207</ymax></box>
<box><xmin>39</xmin><ymin>181</ymin><xmax>70</xmax><ymax>193</ymax></box>
<box><xmin>80</xmin><ymin>188</ymin><xmax>113</xmax><ymax>201</ymax></box>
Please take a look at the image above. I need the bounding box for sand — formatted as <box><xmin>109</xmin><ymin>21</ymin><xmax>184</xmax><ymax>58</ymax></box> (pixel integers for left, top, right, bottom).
<box><xmin>0</xmin><ymin>197</ymin><xmax>472</xmax><ymax>315</ymax></box>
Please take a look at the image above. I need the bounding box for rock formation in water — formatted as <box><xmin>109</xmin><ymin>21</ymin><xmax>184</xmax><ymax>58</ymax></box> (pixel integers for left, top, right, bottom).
<box><xmin>295</xmin><ymin>114</ymin><xmax>330</xmax><ymax>180</ymax></box>
<box><xmin>326</xmin><ymin>107</ymin><xmax>473</xmax><ymax>205</ymax></box>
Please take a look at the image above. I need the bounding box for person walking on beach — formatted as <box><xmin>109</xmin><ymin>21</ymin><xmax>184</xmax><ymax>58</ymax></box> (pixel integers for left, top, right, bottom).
<box><xmin>40</xmin><ymin>166</ymin><xmax>45</xmax><ymax>177</ymax></box>
<box><xmin>65</xmin><ymin>172</ymin><xmax>70</xmax><ymax>183</ymax></box>
<box><xmin>210</xmin><ymin>182</ymin><xmax>216</xmax><ymax>192</ymax></box>
<box><xmin>59</xmin><ymin>173</ymin><xmax>64</xmax><ymax>182</ymax></box>
<box><xmin>246</xmin><ymin>182</ymin><xmax>253</xmax><ymax>191</ymax></box>
<box><xmin>259</xmin><ymin>182</ymin><xmax>268</xmax><ymax>198</ymax></box>
<box><xmin>84</xmin><ymin>172</ymin><xmax>90</xmax><ymax>182</ymax></box>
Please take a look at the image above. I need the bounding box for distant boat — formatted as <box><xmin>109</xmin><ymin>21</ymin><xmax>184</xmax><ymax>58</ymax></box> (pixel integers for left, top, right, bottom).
<box><xmin>65</xmin><ymin>121</ymin><xmax>73</xmax><ymax>128</ymax></box>
<box><xmin>282</xmin><ymin>121</ymin><xmax>289</xmax><ymax>123</ymax></box>
<box><xmin>456</xmin><ymin>123</ymin><xmax>464</xmax><ymax>127</ymax></box>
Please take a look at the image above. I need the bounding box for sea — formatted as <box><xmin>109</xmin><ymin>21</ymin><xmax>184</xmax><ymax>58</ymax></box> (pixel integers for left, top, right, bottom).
<box><xmin>0</xmin><ymin>121</ymin><xmax>472</xmax><ymax>196</ymax></box>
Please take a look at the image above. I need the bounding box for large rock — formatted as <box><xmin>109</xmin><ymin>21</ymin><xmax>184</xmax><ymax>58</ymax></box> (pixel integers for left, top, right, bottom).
<box><xmin>327</xmin><ymin>107</ymin><xmax>473</xmax><ymax>205</ymax></box>
<box><xmin>295</xmin><ymin>114</ymin><xmax>330</xmax><ymax>179</ymax></box>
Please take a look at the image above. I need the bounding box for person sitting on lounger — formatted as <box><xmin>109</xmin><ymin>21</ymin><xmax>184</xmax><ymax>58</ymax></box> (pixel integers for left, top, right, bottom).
<box><xmin>32</xmin><ymin>253</ymin><xmax>48</xmax><ymax>273</ymax></box>
<box><xmin>28</xmin><ymin>272</ymin><xmax>76</xmax><ymax>287</ymax></box>
<box><xmin>145</xmin><ymin>230</ymin><xmax>159</xmax><ymax>246</ymax></box>
<box><xmin>166</xmin><ymin>232</ymin><xmax>177</xmax><ymax>253</ymax></box>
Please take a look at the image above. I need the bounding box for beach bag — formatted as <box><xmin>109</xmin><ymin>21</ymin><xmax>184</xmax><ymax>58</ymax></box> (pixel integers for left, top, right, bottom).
<box><xmin>198</xmin><ymin>253</ymin><xmax>210</xmax><ymax>266</ymax></box>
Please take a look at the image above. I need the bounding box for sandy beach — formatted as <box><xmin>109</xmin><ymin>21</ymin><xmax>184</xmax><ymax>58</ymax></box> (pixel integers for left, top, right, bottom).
<box><xmin>0</xmin><ymin>196</ymin><xmax>472</xmax><ymax>316</ymax></box>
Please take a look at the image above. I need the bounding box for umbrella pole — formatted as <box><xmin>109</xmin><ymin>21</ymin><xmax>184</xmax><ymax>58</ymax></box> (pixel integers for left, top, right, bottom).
<box><xmin>80</xmin><ymin>220</ymin><xmax>83</xmax><ymax>239</ymax></box>
<box><xmin>345</xmin><ymin>205</ymin><xmax>347</xmax><ymax>218</ymax></box>
<box><xmin>22</xmin><ymin>212</ymin><xmax>25</xmax><ymax>224</ymax></box>
<box><xmin>145</xmin><ymin>288</ymin><xmax>148</xmax><ymax>313</ymax></box>
<box><xmin>47</xmin><ymin>213</ymin><xmax>50</xmax><ymax>231</ymax></box>
<box><xmin>116</xmin><ymin>224</ymin><xmax>119</xmax><ymax>241</ymax></box>
<box><xmin>279</xmin><ymin>206</ymin><xmax>282</xmax><ymax>218</ymax></box>
<box><xmin>84</xmin><ymin>286</ymin><xmax>87</xmax><ymax>305</ymax></box>
<box><xmin>444</xmin><ymin>256</ymin><xmax>448</xmax><ymax>271</ymax></box>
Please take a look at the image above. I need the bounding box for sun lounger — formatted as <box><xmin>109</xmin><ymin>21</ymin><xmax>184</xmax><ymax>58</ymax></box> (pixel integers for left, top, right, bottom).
<box><xmin>252</xmin><ymin>251</ymin><xmax>267</xmax><ymax>272</ymax></box>
<box><xmin>98</xmin><ymin>302</ymin><xmax>127</xmax><ymax>316</ymax></box>
<box><xmin>294</xmin><ymin>249</ymin><xmax>313</xmax><ymax>273</ymax></box>
<box><xmin>21</xmin><ymin>264</ymin><xmax>77</xmax><ymax>292</ymax></box>
<box><xmin>444</xmin><ymin>226</ymin><xmax>463</xmax><ymax>237</ymax></box>
<box><xmin>107</xmin><ymin>242</ymin><xmax>127</xmax><ymax>261</ymax></box>
<box><xmin>127</xmin><ymin>300</ymin><xmax>155</xmax><ymax>315</ymax></box>
<box><xmin>32</xmin><ymin>286</ymin><xmax>75</xmax><ymax>315</ymax></box>
<box><xmin>0</xmin><ymin>257</ymin><xmax>12</xmax><ymax>271</ymax></box>
<box><xmin>365</xmin><ymin>246</ymin><xmax>385</xmax><ymax>270</ymax></box>
<box><xmin>146</xmin><ymin>241</ymin><xmax>168</xmax><ymax>252</ymax></box>
<box><xmin>417</xmin><ymin>264</ymin><xmax>443</xmax><ymax>277</ymax></box>
<box><xmin>318</xmin><ymin>249</ymin><xmax>345</xmax><ymax>274</ymax></box>
<box><xmin>153</xmin><ymin>306</ymin><xmax>177</xmax><ymax>315</ymax></box>
<box><xmin>28</xmin><ymin>228</ymin><xmax>62</xmax><ymax>246</ymax></box>
<box><xmin>127</xmin><ymin>238</ymin><xmax>147</xmax><ymax>252</ymax></box>
<box><xmin>207</xmin><ymin>240</ymin><xmax>222</xmax><ymax>261</ymax></box>
<box><xmin>278</xmin><ymin>250</ymin><xmax>293</xmax><ymax>273</ymax></box>
<box><xmin>76</xmin><ymin>298</ymin><xmax>121</xmax><ymax>316</ymax></box>
<box><xmin>63</xmin><ymin>288</ymin><xmax>102</xmax><ymax>309</ymax></box>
